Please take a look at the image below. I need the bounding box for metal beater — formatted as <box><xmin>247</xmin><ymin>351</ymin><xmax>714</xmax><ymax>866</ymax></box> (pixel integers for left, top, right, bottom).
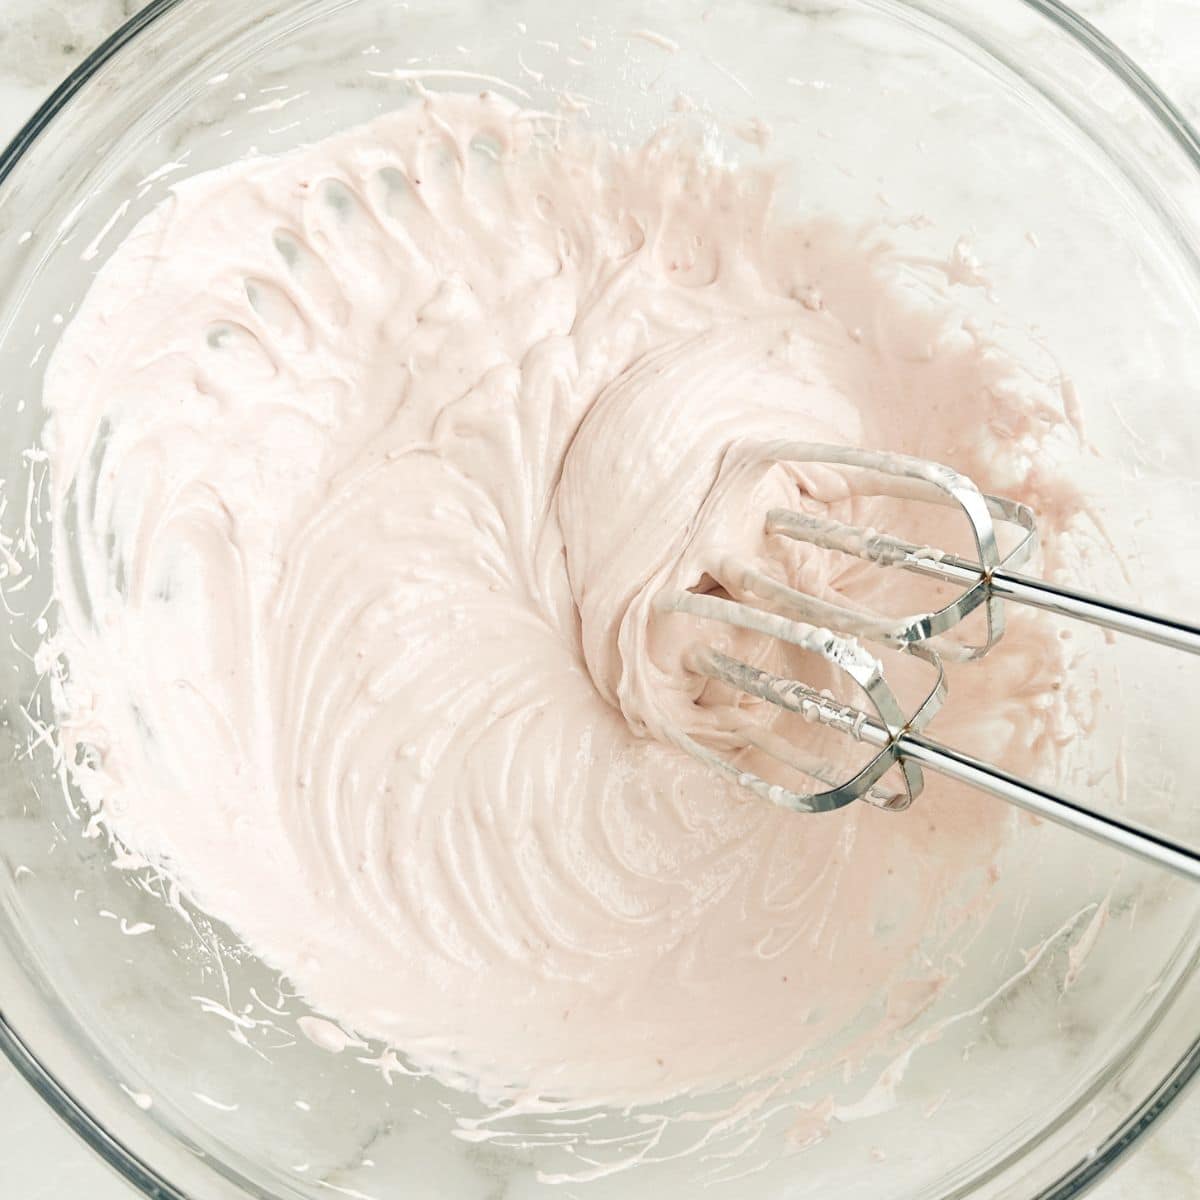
<box><xmin>658</xmin><ymin>443</ymin><xmax>1200</xmax><ymax>882</ymax></box>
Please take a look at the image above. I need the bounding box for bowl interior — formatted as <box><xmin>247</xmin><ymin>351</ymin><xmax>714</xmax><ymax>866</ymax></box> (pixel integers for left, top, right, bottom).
<box><xmin>0</xmin><ymin>1</ymin><xmax>1199</xmax><ymax>1198</ymax></box>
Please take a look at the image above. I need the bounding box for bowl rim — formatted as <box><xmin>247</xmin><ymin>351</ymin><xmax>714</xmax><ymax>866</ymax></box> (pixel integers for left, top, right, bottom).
<box><xmin>0</xmin><ymin>1</ymin><xmax>1198</xmax><ymax>1197</ymax></box>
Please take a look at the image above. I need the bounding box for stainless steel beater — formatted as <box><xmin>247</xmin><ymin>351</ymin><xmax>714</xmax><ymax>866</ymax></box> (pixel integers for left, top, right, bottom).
<box><xmin>658</xmin><ymin>443</ymin><xmax>1200</xmax><ymax>882</ymax></box>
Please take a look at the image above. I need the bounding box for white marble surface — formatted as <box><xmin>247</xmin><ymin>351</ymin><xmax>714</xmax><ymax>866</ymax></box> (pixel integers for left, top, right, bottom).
<box><xmin>0</xmin><ymin>1</ymin><xmax>1198</xmax><ymax>1197</ymax></box>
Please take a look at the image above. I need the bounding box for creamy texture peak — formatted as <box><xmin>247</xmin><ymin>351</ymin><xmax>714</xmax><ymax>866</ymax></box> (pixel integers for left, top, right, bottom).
<box><xmin>46</xmin><ymin>92</ymin><xmax>1086</xmax><ymax>1106</ymax></box>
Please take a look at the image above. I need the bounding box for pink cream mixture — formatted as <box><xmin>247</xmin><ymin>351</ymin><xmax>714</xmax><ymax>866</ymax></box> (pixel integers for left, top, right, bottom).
<box><xmin>45</xmin><ymin>92</ymin><xmax>1091</xmax><ymax>1107</ymax></box>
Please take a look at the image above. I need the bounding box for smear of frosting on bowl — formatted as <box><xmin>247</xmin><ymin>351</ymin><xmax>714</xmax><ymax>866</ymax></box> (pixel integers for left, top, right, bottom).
<box><xmin>45</xmin><ymin>91</ymin><xmax>1094</xmax><ymax>1109</ymax></box>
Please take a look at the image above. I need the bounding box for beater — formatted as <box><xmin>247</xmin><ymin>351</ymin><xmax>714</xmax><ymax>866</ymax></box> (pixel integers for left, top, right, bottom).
<box><xmin>658</xmin><ymin>443</ymin><xmax>1200</xmax><ymax>881</ymax></box>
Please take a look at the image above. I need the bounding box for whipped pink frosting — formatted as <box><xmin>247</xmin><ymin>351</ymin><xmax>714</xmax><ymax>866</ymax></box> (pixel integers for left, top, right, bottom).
<box><xmin>45</xmin><ymin>92</ymin><xmax>1090</xmax><ymax>1107</ymax></box>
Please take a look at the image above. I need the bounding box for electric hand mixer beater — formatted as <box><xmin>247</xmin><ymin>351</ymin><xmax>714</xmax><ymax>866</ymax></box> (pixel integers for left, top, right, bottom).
<box><xmin>658</xmin><ymin>443</ymin><xmax>1200</xmax><ymax>881</ymax></box>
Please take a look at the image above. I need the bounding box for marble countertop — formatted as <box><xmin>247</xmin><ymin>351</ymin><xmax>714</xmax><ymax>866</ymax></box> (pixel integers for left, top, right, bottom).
<box><xmin>0</xmin><ymin>1</ymin><xmax>1198</xmax><ymax>1198</ymax></box>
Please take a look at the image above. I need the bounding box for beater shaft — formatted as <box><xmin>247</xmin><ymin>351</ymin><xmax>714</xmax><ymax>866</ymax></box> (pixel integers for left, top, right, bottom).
<box><xmin>770</xmin><ymin>510</ymin><xmax>1200</xmax><ymax>655</ymax></box>
<box><xmin>897</xmin><ymin>731</ymin><xmax>1200</xmax><ymax>882</ymax></box>
<box><xmin>695</xmin><ymin>647</ymin><xmax>1200</xmax><ymax>882</ymax></box>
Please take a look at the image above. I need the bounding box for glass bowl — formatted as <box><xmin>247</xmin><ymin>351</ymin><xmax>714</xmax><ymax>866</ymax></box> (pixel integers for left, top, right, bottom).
<box><xmin>1</xmin><ymin>1</ymin><xmax>1199</xmax><ymax>1197</ymax></box>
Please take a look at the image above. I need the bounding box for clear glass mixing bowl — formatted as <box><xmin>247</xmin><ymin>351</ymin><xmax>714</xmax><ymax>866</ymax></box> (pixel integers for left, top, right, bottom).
<box><xmin>1</xmin><ymin>1</ymin><xmax>1199</xmax><ymax>1197</ymax></box>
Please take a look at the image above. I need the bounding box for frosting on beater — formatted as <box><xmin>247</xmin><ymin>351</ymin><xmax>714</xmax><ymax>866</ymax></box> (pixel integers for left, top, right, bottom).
<box><xmin>46</xmin><ymin>91</ymin><xmax>1089</xmax><ymax>1106</ymax></box>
